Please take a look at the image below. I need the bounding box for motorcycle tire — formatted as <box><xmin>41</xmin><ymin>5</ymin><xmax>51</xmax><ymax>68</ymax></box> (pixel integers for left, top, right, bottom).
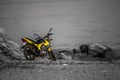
<box><xmin>48</xmin><ymin>51</ymin><xmax>56</xmax><ymax>61</ymax></box>
<box><xmin>24</xmin><ymin>44</ymin><xmax>36</xmax><ymax>60</ymax></box>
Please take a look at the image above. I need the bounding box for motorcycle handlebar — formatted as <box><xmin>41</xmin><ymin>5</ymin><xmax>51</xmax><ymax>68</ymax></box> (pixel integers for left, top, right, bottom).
<box><xmin>48</xmin><ymin>33</ymin><xmax>53</xmax><ymax>35</ymax></box>
<box><xmin>33</xmin><ymin>28</ymin><xmax>53</xmax><ymax>39</ymax></box>
<box><xmin>44</xmin><ymin>33</ymin><xmax>53</xmax><ymax>39</ymax></box>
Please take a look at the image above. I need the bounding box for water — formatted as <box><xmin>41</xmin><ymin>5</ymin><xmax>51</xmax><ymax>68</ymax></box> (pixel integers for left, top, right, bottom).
<box><xmin>0</xmin><ymin>0</ymin><xmax>120</xmax><ymax>48</ymax></box>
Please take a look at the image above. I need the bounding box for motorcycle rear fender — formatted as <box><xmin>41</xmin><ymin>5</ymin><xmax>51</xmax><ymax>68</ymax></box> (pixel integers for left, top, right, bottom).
<box><xmin>21</xmin><ymin>38</ymin><xmax>34</xmax><ymax>45</ymax></box>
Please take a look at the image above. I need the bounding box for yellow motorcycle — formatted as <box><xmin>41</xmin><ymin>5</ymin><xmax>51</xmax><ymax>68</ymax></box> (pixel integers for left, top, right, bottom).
<box><xmin>21</xmin><ymin>28</ymin><xmax>56</xmax><ymax>61</ymax></box>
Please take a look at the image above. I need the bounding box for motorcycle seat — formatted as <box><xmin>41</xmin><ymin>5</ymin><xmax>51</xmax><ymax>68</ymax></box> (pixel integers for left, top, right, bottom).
<box><xmin>26</xmin><ymin>38</ymin><xmax>43</xmax><ymax>44</ymax></box>
<box><xmin>25</xmin><ymin>37</ymin><xmax>36</xmax><ymax>43</ymax></box>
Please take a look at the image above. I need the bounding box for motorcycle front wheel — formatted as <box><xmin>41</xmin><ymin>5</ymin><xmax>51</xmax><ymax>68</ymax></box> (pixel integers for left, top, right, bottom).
<box><xmin>48</xmin><ymin>51</ymin><xmax>56</xmax><ymax>61</ymax></box>
<box><xmin>24</xmin><ymin>45</ymin><xmax>36</xmax><ymax>60</ymax></box>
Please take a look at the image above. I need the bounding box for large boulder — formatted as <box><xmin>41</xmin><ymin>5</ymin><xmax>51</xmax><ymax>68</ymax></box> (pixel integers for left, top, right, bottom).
<box><xmin>54</xmin><ymin>49</ymin><xmax>72</xmax><ymax>60</ymax></box>
<box><xmin>0</xmin><ymin>28</ymin><xmax>24</xmax><ymax>61</ymax></box>
<box><xmin>79</xmin><ymin>43</ymin><xmax>116</xmax><ymax>59</ymax></box>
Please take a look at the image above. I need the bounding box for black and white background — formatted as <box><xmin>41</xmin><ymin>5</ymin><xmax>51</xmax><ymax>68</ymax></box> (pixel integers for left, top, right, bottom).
<box><xmin>0</xmin><ymin>0</ymin><xmax>120</xmax><ymax>80</ymax></box>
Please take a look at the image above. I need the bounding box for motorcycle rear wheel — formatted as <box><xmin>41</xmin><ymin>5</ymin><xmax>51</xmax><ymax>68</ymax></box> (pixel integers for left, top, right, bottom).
<box><xmin>24</xmin><ymin>45</ymin><xmax>36</xmax><ymax>60</ymax></box>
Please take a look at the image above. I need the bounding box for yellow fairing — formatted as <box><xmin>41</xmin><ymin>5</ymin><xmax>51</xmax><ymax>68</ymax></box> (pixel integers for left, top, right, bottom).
<box><xmin>37</xmin><ymin>40</ymin><xmax>50</xmax><ymax>50</ymax></box>
<box><xmin>44</xmin><ymin>40</ymin><xmax>49</xmax><ymax>46</ymax></box>
<box><xmin>35</xmin><ymin>43</ymin><xmax>43</xmax><ymax>50</ymax></box>
<box><xmin>23</xmin><ymin>38</ymin><xmax>50</xmax><ymax>51</ymax></box>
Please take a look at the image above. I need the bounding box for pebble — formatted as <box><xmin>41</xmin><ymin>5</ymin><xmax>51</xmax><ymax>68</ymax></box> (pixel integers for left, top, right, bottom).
<box><xmin>63</xmin><ymin>64</ymin><xmax>68</xmax><ymax>66</ymax></box>
<box><xmin>38</xmin><ymin>69</ymin><xmax>42</xmax><ymax>73</ymax></box>
<box><xmin>102</xmin><ymin>70</ymin><xmax>107</xmax><ymax>73</ymax></box>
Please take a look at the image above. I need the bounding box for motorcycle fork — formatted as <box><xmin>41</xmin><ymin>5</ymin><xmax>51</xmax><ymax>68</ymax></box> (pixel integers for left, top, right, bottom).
<box><xmin>48</xmin><ymin>47</ymin><xmax>52</xmax><ymax>52</ymax></box>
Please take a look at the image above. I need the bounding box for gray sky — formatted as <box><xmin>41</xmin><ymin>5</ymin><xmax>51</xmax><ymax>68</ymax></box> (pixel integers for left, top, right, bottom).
<box><xmin>0</xmin><ymin>0</ymin><xmax>120</xmax><ymax>49</ymax></box>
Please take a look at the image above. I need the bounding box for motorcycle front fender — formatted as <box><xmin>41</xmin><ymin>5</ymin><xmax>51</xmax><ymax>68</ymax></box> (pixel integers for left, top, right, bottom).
<box><xmin>48</xmin><ymin>47</ymin><xmax>52</xmax><ymax>52</ymax></box>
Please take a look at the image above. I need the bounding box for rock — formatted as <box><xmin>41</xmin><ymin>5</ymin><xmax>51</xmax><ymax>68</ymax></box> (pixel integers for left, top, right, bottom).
<box><xmin>38</xmin><ymin>69</ymin><xmax>42</xmax><ymax>73</ymax></box>
<box><xmin>79</xmin><ymin>43</ymin><xmax>116</xmax><ymax>59</ymax></box>
<box><xmin>60</xmin><ymin>53</ymin><xmax>72</xmax><ymax>60</ymax></box>
<box><xmin>0</xmin><ymin>28</ymin><xmax>6</xmax><ymax>42</ymax></box>
<box><xmin>102</xmin><ymin>70</ymin><xmax>107</xmax><ymax>73</ymax></box>
<box><xmin>89</xmin><ymin>43</ymin><xmax>108</xmax><ymax>53</ymax></box>
<box><xmin>72</xmin><ymin>48</ymin><xmax>80</xmax><ymax>53</ymax></box>
<box><xmin>0</xmin><ymin>28</ymin><xmax>24</xmax><ymax>60</ymax></box>
<box><xmin>63</xmin><ymin>64</ymin><xmax>68</xmax><ymax>66</ymax></box>
<box><xmin>0</xmin><ymin>28</ymin><xmax>6</xmax><ymax>34</ymax></box>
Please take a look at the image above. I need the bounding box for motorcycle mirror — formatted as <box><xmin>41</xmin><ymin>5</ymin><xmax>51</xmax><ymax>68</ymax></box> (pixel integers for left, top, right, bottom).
<box><xmin>50</xmin><ymin>39</ymin><xmax>53</xmax><ymax>41</ymax></box>
<box><xmin>49</xmin><ymin>28</ymin><xmax>53</xmax><ymax>32</ymax></box>
<box><xmin>33</xmin><ymin>33</ymin><xmax>39</xmax><ymax>36</ymax></box>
